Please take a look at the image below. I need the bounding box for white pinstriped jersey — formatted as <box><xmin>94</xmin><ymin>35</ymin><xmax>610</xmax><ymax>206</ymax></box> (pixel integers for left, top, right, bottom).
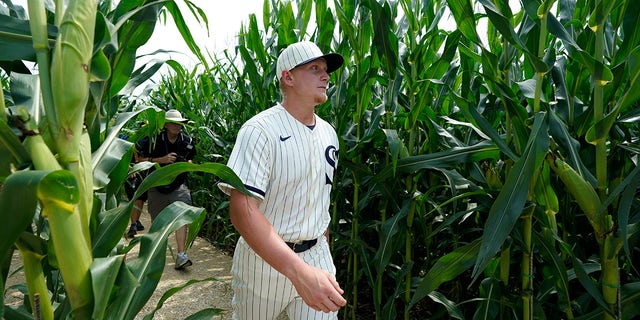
<box><xmin>220</xmin><ymin>103</ymin><xmax>339</xmax><ymax>242</ymax></box>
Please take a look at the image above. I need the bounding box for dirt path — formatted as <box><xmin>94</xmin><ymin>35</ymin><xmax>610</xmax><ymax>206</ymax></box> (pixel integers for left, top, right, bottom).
<box><xmin>131</xmin><ymin>213</ymin><xmax>235</xmax><ymax>320</ymax></box>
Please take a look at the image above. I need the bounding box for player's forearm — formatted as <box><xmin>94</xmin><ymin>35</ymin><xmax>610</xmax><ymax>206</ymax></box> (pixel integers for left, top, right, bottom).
<box><xmin>229</xmin><ymin>190</ymin><xmax>307</xmax><ymax>279</ymax></box>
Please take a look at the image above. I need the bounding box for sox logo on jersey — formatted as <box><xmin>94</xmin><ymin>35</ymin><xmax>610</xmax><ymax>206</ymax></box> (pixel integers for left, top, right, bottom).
<box><xmin>325</xmin><ymin>145</ymin><xmax>337</xmax><ymax>185</ymax></box>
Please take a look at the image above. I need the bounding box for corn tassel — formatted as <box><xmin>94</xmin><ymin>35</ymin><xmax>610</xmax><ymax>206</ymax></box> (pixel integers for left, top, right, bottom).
<box><xmin>50</xmin><ymin>0</ymin><xmax>97</xmax><ymax>164</ymax></box>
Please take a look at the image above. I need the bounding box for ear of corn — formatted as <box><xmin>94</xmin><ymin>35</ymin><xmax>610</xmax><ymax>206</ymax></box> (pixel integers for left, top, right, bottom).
<box><xmin>50</xmin><ymin>0</ymin><xmax>97</xmax><ymax>164</ymax></box>
<box><xmin>546</xmin><ymin>153</ymin><xmax>604</xmax><ymax>235</ymax></box>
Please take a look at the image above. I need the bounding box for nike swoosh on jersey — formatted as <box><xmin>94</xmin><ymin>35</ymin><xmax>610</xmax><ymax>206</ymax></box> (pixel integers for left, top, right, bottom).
<box><xmin>279</xmin><ymin>135</ymin><xmax>291</xmax><ymax>141</ymax></box>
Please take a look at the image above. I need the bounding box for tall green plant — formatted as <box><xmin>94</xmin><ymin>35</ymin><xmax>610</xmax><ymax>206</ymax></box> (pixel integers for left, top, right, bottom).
<box><xmin>0</xmin><ymin>1</ymin><xmax>248</xmax><ymax>319</ymax></box>
<box><xmin>224</xmin><ymin>0</ymin><xmax>640</xmax><ymax>319</ymax></box>
<box><xmin>119</xmin><ymin>0</ymin><xmax>640</xmax><ymax>319</ymax></box>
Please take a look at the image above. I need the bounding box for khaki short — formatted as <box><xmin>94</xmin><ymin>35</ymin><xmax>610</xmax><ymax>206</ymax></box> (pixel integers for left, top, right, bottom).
<box><xmin>147</xmin><ymin>183</ymin><xmax>192</xmax><ymax>221</ymax></box>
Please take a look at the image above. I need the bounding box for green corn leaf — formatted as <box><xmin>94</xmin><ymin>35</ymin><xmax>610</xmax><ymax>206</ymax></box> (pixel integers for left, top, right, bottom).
<box><xmin>164</xmin><ymin>1</ymin><xmax>208</xmax><ymax>68</ymax></box>
<box><xmin>276</xmin><ymin>2</ymin><xmax>297</xmax><ymax>46</ymax></box>
<box><xmin>409</xmin><ymin>239</ymin><xmax>481</xmax><ymax>309</ymax></box>
<box><xmin>92</xmin><ymin>162</ymin><xmax>248</xmax><ymax>257</ymax></box>
<box><xmin>0</xmin><ymin>119</ymin><xmax>29</xmax><ymax>177</ymax></box>
<box><xmin>143</xmin><ymin>277</ymin><xmax>222</xmax><ymax>320</ymax></box>
<box><xmin>370</xmin><ymin>0</ymin><xmax>398</xmax><ymax>77</ymax></box>
<box><xmin>472</xmin><ymin>113</ymin><xmax>549</xmax><ymax>281</ymax></box>
<box><xmin>570</xmin><ymin>254</ymin><xmax>615</xmax><ymax>318</ymax></box>
<box><xmin>90</xmin><ymin>50</ymin><xmax>111</xmax><ymax>81</ymax></box>
<box><xmin>0</xmin><ymin>14</ymin><xmax>56</xmax><ymax>61</ymax></box>
<box><xmin>374</xmin><ymin>141</ymin><xmax>500</xmax><ymax>182</ymax></box>
<box><xmin>374</xmin><ymin>200</ymin><xmax>409</xmax><ymax>273</ymax></box>
<box><xmin>91</xmin><ymin>107</ymin><xmax>155</xmax><ymax>171</ymax></box>
<box><xmin>109</xmin><ymin>201</ymin><xmax>204</xmax><ymax>319</ymax></box>
<box><xmin>382</xmin><ymin>129</ymin><xmax>402</xmax><ymax>175</ymax></box>
<box><xmin>183</xmin><ymin>308</ymin><xmax>226</xmax><ymax>320</ymax></box>
<box><xmin>616</xmin><ymin>2</ymin><xmax>640</xmax><ymax>64</ymax></box>
<box><xmin>427</xmin><ymin>291</ymin><xmax>464</xmax><ymax>320</ymax></box>
<box><xmin>478</xmin><ymin>0</ymin><xmax>548</xmax><ymax>73</ymax></box>
<box><xmin>452</xmin><ymin>92</ymin><xmax>519</xmax><ymax>161</ymax></box>
<box><xmin>91</xmin><ymin>255</ymin><xmax>125</xmax><ymax>320</ymax></box>
<box><xmin>537</xmin><ymin>0</ymin><xmax>557</xmax><ymax>18</ymax></box>
<box><xmin>587</xmin><ymin>0</ymin><xmax>620</xmax><ymax>31</ymax></box>
<box><xmin>316</xmin><ymin>6</ymin><xmax>337</xmax><ymax>49</ymax></box>
<box><xmin>548</xmin><ymin>105</ymin><xmax>594</xmax><ymax>183</ymax></box>
<box><xmin>621</xmin><ymin>282</ymin><xmax>640</xmax><ymax>319</ymax></box>
<box><xmin>0</xmin><ymin>171</ymin><xmax>49</xmax><ymax>276</ymax></box>
<box><xmin>546</xmin><ymin>13</ymin><xmax>614</xmax><ymax>84</ymax></box>
<box><xmin>446</xmin><ymin>0</ymin><xmax>480</xmax><ymax>44</ymax></box>
<box><xmin>533</xmin><ymin>230</ymin><xmax>571</xmax><ymax>312</ymax></box>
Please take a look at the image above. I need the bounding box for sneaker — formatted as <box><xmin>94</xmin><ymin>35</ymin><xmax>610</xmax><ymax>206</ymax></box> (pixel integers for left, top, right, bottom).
<box><xmin>126</xmin><ymin>224</ymin><xmax>137</xmax><ymax>238</ymax></box>
<box><xmin>135</xmin><ymin>220</ymin><xmax>145</xmax><ymax>231</ymax></box>
<box><xmin>175</xmin><ymin>252</ymin><xmax>192</xmax><ymax>270</ymax></box>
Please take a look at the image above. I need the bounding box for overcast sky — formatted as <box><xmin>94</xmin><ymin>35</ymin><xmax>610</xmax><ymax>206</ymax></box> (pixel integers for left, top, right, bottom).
<box><xmin>139</xmin><ymin>0</ymin><xmax>265</xmax><ymax>69</ymax></box>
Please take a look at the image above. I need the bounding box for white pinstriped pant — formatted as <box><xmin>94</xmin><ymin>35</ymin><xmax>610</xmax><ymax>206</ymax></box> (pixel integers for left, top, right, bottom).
<box><xmin>231</xmin><ymin>236</ymin><xmax>338</xmax><ymax>320</ymax></box>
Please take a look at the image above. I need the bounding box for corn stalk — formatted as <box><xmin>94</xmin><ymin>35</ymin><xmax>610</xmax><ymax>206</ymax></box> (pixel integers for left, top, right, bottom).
<box><xmin>0</xmin><ymin>1</ymin><xmax>248</xmax><ymax>319</ymax></box>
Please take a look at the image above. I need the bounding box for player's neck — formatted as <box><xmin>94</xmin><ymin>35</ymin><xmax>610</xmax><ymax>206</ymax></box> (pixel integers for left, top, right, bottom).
<box><xmin>281</xmin><ymin>100</ymin><xmax>316</xmax><ymax>126</ymax></box>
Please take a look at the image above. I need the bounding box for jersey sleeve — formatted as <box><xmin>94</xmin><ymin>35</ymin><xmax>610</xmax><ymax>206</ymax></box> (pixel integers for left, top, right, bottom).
<box><xmin>218</xmin><ymin>124</ymin><xmax>271</xmax><ymax>199</ymax></box>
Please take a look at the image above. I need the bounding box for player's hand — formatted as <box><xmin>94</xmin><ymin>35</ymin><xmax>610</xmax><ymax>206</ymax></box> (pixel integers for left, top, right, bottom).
<box><xmin>290</xmin><ymin>264</ymin><xmax>347</xmax><ymax>313</ymax></box>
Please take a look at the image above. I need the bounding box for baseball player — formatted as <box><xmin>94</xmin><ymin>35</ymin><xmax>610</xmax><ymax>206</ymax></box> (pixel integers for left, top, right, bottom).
<box><xmin>218</xmin><ymin>41</ymin><xmax>347</xmax><ymax>319</ymax></box>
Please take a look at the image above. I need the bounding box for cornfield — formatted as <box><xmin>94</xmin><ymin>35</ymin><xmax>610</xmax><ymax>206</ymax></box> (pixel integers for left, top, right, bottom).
<box><xmin>2</xmin><ymin>0</ymin><xmax>639</xmax><ymax>319</ymax></box>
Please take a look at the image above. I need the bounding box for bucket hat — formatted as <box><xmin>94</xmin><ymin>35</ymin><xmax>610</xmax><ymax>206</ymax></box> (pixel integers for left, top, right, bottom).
<box><xmin>165</xmin><ymin>109</ymin><xmax>188</xmax><ymax>124</ymax></box>
<box><xmin>276</xmin><ymin>41</ymin><xmax>344</xmax><ymax>81</ymax></box>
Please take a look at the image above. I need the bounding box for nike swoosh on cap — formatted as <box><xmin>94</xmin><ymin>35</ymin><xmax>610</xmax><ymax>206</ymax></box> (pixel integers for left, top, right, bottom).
<box><xmin>279</xmin><ymin>135</ymin><xmax>291</xmax><ymax>141</ymax></box>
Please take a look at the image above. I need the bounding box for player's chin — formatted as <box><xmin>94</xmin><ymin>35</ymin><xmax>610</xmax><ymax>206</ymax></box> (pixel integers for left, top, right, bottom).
<box><xmin>314</xmin><ymin>94</ymin><xmax>328</xmax><ymax>104</ymax></box>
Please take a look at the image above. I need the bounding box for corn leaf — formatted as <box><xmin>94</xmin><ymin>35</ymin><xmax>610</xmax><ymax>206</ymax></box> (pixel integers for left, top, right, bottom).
<box><xmin>370</xmin><ymin>0</ymin><xmax>398</xmax><ymax>77</ymax></box>
<box><xmin>374</xmin><ymin>199</ymin><xmax>409</xmax><ymax>273</ymax></box>
<box><xmin>114</xmin><ymin>201</ymin><xmax>203</xmax><ymax>319</ymax></box>
<box><xmin>472</xmin><ymin>112</ymin><xmax>549</xmax><ymax>281</ymax></box>
<box><xmin>446</xmin><ymin>0</ymin><xmax>480</xmax><ymax>44</ymax></box>
<box><xmin>0</xmin><ymin>119</ymin><xmax>29</xmax><ymax>177</ymax></box>
<box><xmin>143</xmin><ymin>277</ymin><xmax>222</xmax><ymax>320</ymax></box>
<box><xmin>533</xmin><ymin>230</ymin><xmax>571</xmax><ymax>311</ymax></box>
<box><xmin>91</xmin><ymin>255</ymin><xmax>125</xmax><ymax>320</ymax></box>
<box><xmin>0</xmin><ymin>171</ymin><xmax>48</xmax><ymax>272</ymax></box>
<box><xmin>92</xmin><ymin>162</ymin><xmax>248</xmax><ymax>257</ymax></box>
<box><xmin>379</xmin><ymin>141</ymin><xmax>500</xmax><ymax>180</ymax></box>
<box><xmin>409</xmin><ymin>239</ymin><xmax>481</xmax><ymax>309</ymax></box>
<box><xmin>0</xmin><ymin>14</ymin><xmax>56</xmax><ymax>61</ymax></box>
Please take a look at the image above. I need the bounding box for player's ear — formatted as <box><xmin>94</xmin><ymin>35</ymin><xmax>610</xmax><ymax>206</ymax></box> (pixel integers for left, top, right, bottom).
<box><xmin>283</xmin><ymin>70</ymin><xmax>294</xmax><ymax>82</ymax></box>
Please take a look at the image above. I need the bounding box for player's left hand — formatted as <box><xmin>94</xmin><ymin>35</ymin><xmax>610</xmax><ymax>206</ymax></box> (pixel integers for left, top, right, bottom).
<box><xmin>291</xmin><ymin>264</ymin><xmax>347</xmax><ymax>313</ymax></box>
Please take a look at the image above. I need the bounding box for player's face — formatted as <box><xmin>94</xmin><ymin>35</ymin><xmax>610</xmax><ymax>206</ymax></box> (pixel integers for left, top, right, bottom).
<box><xmin>290</xmin><ymin>58</ymin><xmax>330</xmax><ymax>105</ymax></box>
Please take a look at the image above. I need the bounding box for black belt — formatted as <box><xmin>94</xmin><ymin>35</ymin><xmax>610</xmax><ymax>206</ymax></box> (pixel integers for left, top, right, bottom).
<box><xmin>286</xmin><ymin>239</ymin><xmax>318</xmax><ymax>253</ymax></box>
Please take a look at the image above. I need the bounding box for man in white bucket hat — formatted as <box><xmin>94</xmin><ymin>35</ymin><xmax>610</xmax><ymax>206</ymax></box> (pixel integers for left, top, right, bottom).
<box><xmin>138</xmin><ymin>109</ymin><xmax>196</xmax><ymax>270</ymax></box>
<box><xmin>219</xmin><ymin>41</ymin><xmax>347</xmax><ymax>319</ymax></box>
